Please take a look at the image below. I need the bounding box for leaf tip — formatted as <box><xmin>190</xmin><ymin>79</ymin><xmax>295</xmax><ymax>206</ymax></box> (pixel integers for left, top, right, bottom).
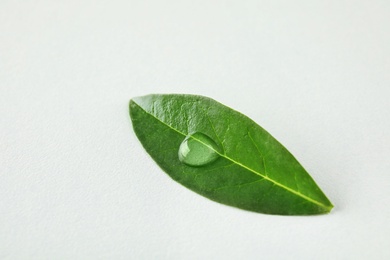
<box><xmin>327</xmin><ymin>203</ymin><xmax>334</xmax><ymax>213</ymax></box>
<box><xmin>319</xmin><ymin>202</ymin><xmax>334</xmax><ymax>214</ymax></box>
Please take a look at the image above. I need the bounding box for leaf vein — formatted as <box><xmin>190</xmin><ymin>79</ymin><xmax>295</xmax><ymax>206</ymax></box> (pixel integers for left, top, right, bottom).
<box><xmin>132</xmin><ymin>101</ymin><xmax>332</xmax><ymax>211</ymax></box>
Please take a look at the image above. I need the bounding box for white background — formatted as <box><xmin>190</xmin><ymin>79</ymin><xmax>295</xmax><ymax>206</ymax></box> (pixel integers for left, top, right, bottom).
<box><xmin>1</xmin><ymin>0</ymin><xmax>389</xmax><ymax>259</ymax></box>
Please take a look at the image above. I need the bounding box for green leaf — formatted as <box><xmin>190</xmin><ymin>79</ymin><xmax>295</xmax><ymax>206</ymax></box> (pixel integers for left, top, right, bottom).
<box><xmin>129</xmin><ymin>94</ymin><xmax>333</xmax><ymax>215</ymax></box>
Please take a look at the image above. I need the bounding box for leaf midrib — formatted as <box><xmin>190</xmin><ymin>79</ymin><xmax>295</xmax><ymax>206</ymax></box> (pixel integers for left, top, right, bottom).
<box><xmin>132</xmin><ymin>100</ymin><xmax>332</xmax><ymax>211</ymax></box>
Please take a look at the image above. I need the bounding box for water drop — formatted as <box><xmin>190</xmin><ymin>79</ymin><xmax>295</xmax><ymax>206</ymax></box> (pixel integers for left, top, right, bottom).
<box><xmin>178</xmin><ymin>132</ymin><xmax>221</xmax><ymax>167</ymax></box>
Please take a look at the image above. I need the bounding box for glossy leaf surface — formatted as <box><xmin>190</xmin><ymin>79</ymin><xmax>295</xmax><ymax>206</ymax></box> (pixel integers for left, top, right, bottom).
<box><xmin>129</xmin><ymin>94</ymin><xmax>333</xmax><ymax>215</ymax></box>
